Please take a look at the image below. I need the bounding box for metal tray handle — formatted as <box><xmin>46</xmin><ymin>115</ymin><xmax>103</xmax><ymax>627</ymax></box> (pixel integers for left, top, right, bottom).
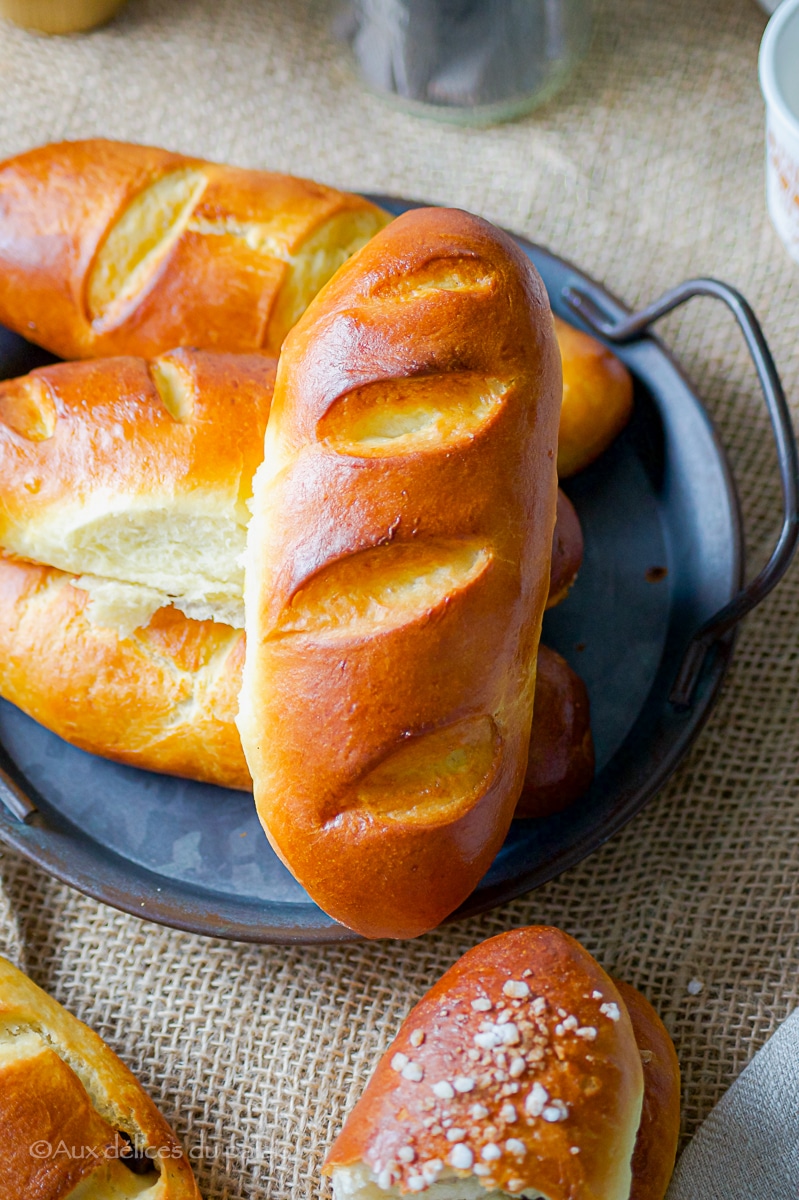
<box><xmin>564</xmin><ymin>277</ymin><xmax>799</xmax><ymax>709</ymax></box>
<box><xmin>0</xmin><ymin>762</ymin><xmax>37</xmax><ymax>822</ymax></box>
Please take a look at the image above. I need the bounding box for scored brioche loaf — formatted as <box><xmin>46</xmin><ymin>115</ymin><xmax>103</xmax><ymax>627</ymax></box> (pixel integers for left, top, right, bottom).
<box><xmin>0</xmin><ymin>349</ymin><xmax>276</xmax><ymax>633</ymax></box>
<box><xmin>0</xmin><ymin>139</ymin><xmax>389</xmax><ymax>360</ymax></box>
<box><xmin>237</xmin><ymin>206</ymin><xmax>562</xmax><ymax>940</ymax></box>
<box><xmin>0</xmin><ymin>954</ymin><xmax>199</xmax><ymax>1200</ymax></box>
<box><xmin>324</xmin><ymin>926</ymin><xmax>671</xmax><ymax>1200</ymax></box>
<box><xmin>0</xmin><ymin>554</ymin><xmax>590</xmax><ymax>804</ymax></box>
<box><xmin>0</xmin><ymin>139</ymin><xmax>630</xmax><ymax>477</ymax></box>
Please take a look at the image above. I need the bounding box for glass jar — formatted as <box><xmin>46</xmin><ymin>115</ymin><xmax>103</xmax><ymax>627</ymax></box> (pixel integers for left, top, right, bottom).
<box><xmin>0</xmin><ymin>0</ymin><xmax>127</xmax><ymax>34</ymax></box>
<box><xmin>336</xmin><ymin>0</ymin><xmax>592</xmax><ymax>125</ymax></box>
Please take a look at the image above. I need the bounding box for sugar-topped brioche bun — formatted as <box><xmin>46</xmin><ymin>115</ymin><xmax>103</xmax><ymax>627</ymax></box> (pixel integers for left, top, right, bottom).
<box><xmin>324</xmin><ymin>927</ymin><xmax>648</xmax><ymax>1199</ymax></box>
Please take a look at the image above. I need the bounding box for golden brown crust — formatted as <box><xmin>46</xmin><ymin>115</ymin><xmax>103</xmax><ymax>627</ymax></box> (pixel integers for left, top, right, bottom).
<box><xmin>547</xmin><ymin>489</ymin><xmax>583</xmax><ymax>609</ymax></box>
<box><xmin>0</xmin><ymin>348</ymin><xmax>276</xmax><ymax>618</ymax></box>
<box><xmin>555</xmin><ymin>316</ymin><xmax>634</xmax><ymax>478</ymax></box>
<box><xmin>0</xmin><ymin>554</ymin><xmax>249</xmax><ymax>788</ymax></box>
<box><xmin>615</xmin><ymin>980</ymin><xmax>680</xmax><ymax>1200</ymax></box>
<box><xmin>0</xmin><ymin>551</ymin><xmax>592</xmax><ymax>802</ymax></box>
<box><xmin>238</xmin><ymin>207</ymin><xmax>562</xmax><ymax>940</ymax></box>
<box><xmin>0</xmin><ymin>954</ymin><xmax>199</xmax><ymax>1199</ymax></box>
<box><xmin>0</xmin><ymin>138</ymin><xmax>388</xmax><ymax>359</ymax></box>
<box><xmin>516</xmin><ymin>644</ymin><xmax>594</xmax><ymax>818</ymax></box>
<box><xmin>0</xmin><ymin>346</ymin><xmax>275</xmax><ymax>541</ymax></box>
<box><xmin>324</xmin><ymin>926</ymin><xmax>644</xmax><ymax>1198</ymax></box>
<box><xmin>0</xmin><ymin>352</ymin><xmax>573</xmax><ymax>623</ymax></box>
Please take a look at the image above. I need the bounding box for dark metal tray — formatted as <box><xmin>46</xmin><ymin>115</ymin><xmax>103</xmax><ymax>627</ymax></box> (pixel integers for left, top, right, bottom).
<box><xmin>0</xmin><ymin>198</ymin><xmax>795</xmax><ymax>942</ymax></box>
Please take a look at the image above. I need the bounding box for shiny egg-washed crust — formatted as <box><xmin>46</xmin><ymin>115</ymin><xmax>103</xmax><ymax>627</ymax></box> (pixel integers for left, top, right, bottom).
<box><xmin>0</xmin><ymin>554</ymin><xmax>249</xmax><ymax>789</ymax></box>
<box><xmin>614</xmin><ymin>981</ymin><xmax>681</xmax><ymax>1200</ymax></box>
<box><xmin>0</xmin><ymin>348</ymin><xmax>275</xmax><ymax>624</ymax></box>
<box><xmin>0</xmin><ymin>345</ymin><xmax>575</xmax><ymax>630</ymax></box>
<box><xmin>0</xmin><ymin>558</ymin><xmax>585</xmax><ymax>799</ymax></box>
<box><xmin>237</xmin><ymin>207</ymin><xmax>562</xmax><ymax>940</ymax></box>
<box><xmin>324</xmin><ymin>926</ymin><xmax>645</xmax><ymax>1199</ymax></box>
<box><xmin>0</xmin><ymin>139</ymin><xmax>388</xmax><ymax>360</ymax></box>
<box><xmin>555</xmin><ymin>317</ymin><xmax>634</xmax><ymax>478</ymax></box>
<box><xmin>0</xmin><ymin>954</ymin><xmax>199</xmax><ymax>1200</ymax></box>
<box><xmin>518</xmin><ymin>644</ymin><xmax>594</xmax><ymax>819</ymax></box>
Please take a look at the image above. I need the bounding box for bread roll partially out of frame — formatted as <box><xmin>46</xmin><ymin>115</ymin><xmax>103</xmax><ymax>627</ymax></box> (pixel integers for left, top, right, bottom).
<box><xmin>555</xmin><ymin>317</ymin><xmax>634</xmax><ymax>478</ymax></box>
<box><xmin>237</xmin><ymin>207</ymin><xmax>561</xmax><ymax>939</ymax></box>
<box><xmin>0</xmin><ymin>954</ymin><xmax>199</xmax><ymax>1200</ymax></box>
<box><xmin>0</xmin><ymin>350</ymin><xmax>276</xmax><ymax>633</ymax></box>
<box><xmin>0</xmin><ymin>554</ymin><xmax>591</xmax><ymax>804</ymax></box>
<box><xmin>324</xmin><ymin>926</ymin><xmax>680</xmax><ymax>1199</ymax></box>
<box><xmin>0</xmin><ymin>139</ymin><xmax>388</xmax><ymax>360</ymax></box>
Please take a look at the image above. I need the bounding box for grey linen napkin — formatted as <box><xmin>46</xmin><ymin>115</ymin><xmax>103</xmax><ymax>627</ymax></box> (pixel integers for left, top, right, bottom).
<box><xmin>667</xmin><ymin>1008</ymin><xmax>799</xmax><ymax>1199</ymax></box>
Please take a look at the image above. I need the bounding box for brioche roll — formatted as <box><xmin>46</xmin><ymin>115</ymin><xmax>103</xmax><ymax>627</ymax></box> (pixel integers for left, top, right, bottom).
<box><xmin>0</xmin><ymin>555</ymin><xmax>248</xmax><ymax>788</ymax></box>
<box><xmin>614</xmin><ymin>981</ymin><xmax>680</xmax><ymax>1200</ymax></box>
<box><xmin>0</xmin><ymin>350</ymin><xmax>276</xmax><ymax>632</ymax></box>
<box><xmin>0</xmin><ymin>342</ymin><xmax>580</xmax><ymax>640</ymax></box>
<box><xmin>0</xmin><ymin>954</ymin><xmax>199</xmax><ymax>1200</ymax></box>
<box><xmin>0</xmin><ymin>139</ymin><xmax>388</xmax><ymax>360</ymax></box>
<box><xmin>555</xmin><ymin>317</ymin><xmax>634</xmax><ymax>478</ymax></box>
<box><xmin>0</xmin><ymin>552</ymin><xmax>592</xmax><ymax>805</ymax></box>
<box><xmin>546</xmin><ymin>490</ymin><xmax>583</xmax><ymax>610</ymax></box>
<box><xmin>237</xmin><ymin>207</ymin><xmax>561</xmax><ymax>940</ymax></box>
<box><xmin>324</xmin><ymin>927</ymin><xmax>650</xmax><ymax>1199</ymax></box>
<box><xmin>518</xmin><ymin>645</ymin><xmax>594</xmax><ymax>818</ymax></box>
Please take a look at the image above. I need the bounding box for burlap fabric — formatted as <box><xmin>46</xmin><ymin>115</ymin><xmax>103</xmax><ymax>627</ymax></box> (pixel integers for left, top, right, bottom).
<box><xmin>0</xmin><ymin>0</ymin><xmax>796</xmax><ymax>1194</ymax></box>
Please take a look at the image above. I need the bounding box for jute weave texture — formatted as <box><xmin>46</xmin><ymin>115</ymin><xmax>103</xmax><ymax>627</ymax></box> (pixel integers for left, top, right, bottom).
<box><xmin>0</xmin><ymin>0</ymin><xmax>797</xmax><ymax>1195</ymax></box>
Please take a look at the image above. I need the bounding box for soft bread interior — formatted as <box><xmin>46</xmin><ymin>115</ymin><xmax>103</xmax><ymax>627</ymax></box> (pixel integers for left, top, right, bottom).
<box><xmin>0</xmin><ymin>1026</ymin><xmax>166</xmax><ymax>1200</ymax></box>
<box><xmin>332</xmin><ymin>1163</ymin><xmax>547</xmax><ymax>1200</ymax></box>
<box><xmin>317</xmin><ymin>374</ymin><xmax>509</xmax><ymax>456</ymax></box>
<box><xmin>73</xmin><ymin>575</ymin><xmax>243</xmax><ymax>638</ymax></box>
<box><xmin>273</xmin><ymin>541</ymin><xmax>491</xmax><ymax>641</ymax></box>
<box><xmin>15</xmin><ymin>501</ymin><xmax>247</xmax><ymax>634</ymax></box>
<box><xmin>66</xmin><ymin>1164</ymin><xmax>166</xmax><ymax>1200</ymax></box>
<box><xmin>369</xmin><ymin>256</ymin><xmax>495</xmax><ymax>301</ymax></box>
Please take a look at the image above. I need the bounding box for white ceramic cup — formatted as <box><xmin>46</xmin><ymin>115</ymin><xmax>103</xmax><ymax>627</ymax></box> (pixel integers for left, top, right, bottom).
<box><xmin>760</xmin><ymin>0</ymin><xmax>799</xmax><ymax>264</ymax></box>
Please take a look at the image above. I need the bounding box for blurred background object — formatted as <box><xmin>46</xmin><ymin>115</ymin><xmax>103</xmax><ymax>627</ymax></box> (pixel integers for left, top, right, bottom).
<box><xmin>760</xmin><ymin>0</ymin><xmax>799</xmax><ymax>263</ymax></box>
<box><xmin>334</xmin><ymin>0</ymin><xmax>592</xmax><ymax>124</ymax></box>
<box><xmin>0</xmin><ymin>0</ymin><xmax>127</xmax><ymax>34</ymax></box>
